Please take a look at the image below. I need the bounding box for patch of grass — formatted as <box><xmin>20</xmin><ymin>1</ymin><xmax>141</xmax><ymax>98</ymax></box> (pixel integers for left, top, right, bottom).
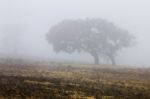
<box><xmin>0</xmin><ymin>62</ymin><xmax>150</xmax><ymax>98</ymax></box>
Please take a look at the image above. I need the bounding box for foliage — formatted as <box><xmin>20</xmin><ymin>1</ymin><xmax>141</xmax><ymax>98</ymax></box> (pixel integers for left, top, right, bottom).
<box><xmin>47</xmin><ymin>18</ymin><xmax>134</xmax><ymax>65</ymax></box>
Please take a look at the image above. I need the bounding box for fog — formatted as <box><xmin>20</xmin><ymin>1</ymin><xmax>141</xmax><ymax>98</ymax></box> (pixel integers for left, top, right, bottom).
<box><xmin>0</xmin><ymin>0</ymin><xmax>150</xmax><ymax>67</ymax></box>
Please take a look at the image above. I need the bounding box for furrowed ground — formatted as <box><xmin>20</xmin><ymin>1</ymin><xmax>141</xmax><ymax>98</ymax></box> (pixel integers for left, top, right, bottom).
<box><xmin>0</xmin><ymin>60</ymin><xmax>150</xmax><ymax>99</ymax></box>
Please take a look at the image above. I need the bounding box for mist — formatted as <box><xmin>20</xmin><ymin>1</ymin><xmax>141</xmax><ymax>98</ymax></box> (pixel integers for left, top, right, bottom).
<box><xmin>0</xmin><ymin>0</ymin><xmax>150</xmax><ymax>67</ymax></box>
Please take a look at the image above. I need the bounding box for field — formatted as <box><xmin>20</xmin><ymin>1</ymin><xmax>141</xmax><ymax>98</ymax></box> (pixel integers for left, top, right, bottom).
<box><xmin>0</xmin><ymin>59</ymin><xmax>150</xmax><ymax>99</ymax></box>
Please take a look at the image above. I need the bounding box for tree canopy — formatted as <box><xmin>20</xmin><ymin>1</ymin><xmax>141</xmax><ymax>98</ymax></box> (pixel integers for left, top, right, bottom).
<box><xmin>47</xmin><ymin>18</ymin><xmax>134</xmax><ymax>65</ymax></box>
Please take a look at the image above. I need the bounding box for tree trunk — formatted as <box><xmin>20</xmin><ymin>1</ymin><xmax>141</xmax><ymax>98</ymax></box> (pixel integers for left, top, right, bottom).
<box><xmin>110</xmin><ymin>56</ymin><xmax>116</xmax><ymax>65</ymax></box>
<box><xmin>92</xmin><ymin>53</ymin><xmax>99</xmax><ymax>65</ymax></box>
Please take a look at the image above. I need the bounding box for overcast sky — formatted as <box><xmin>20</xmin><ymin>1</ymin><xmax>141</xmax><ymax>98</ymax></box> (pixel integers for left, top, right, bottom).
<box><xmin>0</xmin><ymin>0</ymin><xmax>150</xmax><ymax>67</ymax></box>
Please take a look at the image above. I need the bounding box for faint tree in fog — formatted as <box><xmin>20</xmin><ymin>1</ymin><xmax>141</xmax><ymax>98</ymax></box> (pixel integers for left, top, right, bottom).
<box><xmin>47</xmin><ymin>18</ymin><xmax>134</xmax><ymax>65</ymax></box>
<box><xmin>2</xmin><ymin>23</ymin><xmax>28</xmax><ymax>55</ymax></box>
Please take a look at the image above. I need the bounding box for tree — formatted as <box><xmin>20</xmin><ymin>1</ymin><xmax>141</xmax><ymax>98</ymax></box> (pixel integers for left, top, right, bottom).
<box><xmin>47</xmin><ymin>18</ymin><xmax>134</xmax><ymax>65</ymax></box>
<box><xmin>1</xmin><ymin>23</ymin><xmax>28</xmax><ymax>55</ymax></box>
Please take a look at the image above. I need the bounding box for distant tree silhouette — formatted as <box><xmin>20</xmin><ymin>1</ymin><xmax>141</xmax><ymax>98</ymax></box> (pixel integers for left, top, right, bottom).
<box><xmin>47</xmin><ymin>18</ymin><xmax>134</xmax><ymax>65</ymax></box>
<box><xmin>2</xmin><ymin>23</ymin><xmax>28</xmax><ymax>55</ymax></box>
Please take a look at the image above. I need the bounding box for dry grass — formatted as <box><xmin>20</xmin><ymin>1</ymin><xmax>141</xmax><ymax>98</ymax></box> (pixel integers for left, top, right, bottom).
<box><xmin>0</xmin><ymin>59</ymin><xmax>150</xmax><ymax>99</ymax></box>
